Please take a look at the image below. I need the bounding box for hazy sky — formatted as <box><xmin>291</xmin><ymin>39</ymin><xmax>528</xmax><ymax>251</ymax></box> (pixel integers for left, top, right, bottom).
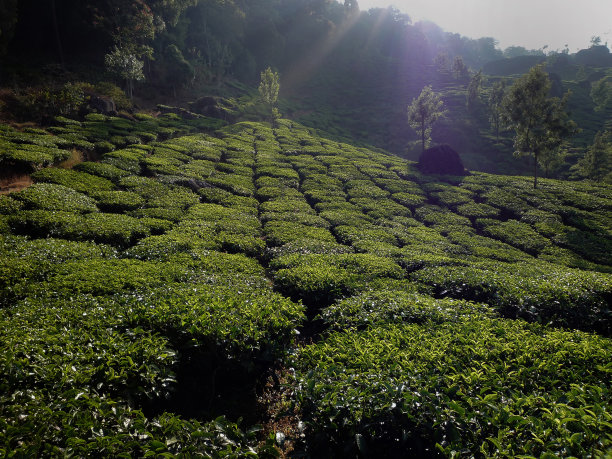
<box><xmin>356</xmin><ymin>0</ymin><xmax>612</xmax><ymax>52</ymax></box>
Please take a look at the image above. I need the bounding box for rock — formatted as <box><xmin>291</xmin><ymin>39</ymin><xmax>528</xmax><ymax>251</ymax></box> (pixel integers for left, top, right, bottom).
<box><xmin>89</xmin><ymin>95</ymin><xmax>117</xmax><ymax>116</ymax></box>
<box><xmin>189</xmin><ymin>96</ymin><xmax>235</xmax><ymax>123</ymax></box>
<box><xmin>417</xmin><ymin>144</ymin><xmax>469</xmax><ymax>176</ymax></box>
<box><xmin>190</xmin><ymin>96</ymin><xmax>218</xmax><ymax>111</ymax></box>
<box><xmin>156</xmin><ymin>104</ymin><xmax>202</xmax><ymax>119</ymax></box>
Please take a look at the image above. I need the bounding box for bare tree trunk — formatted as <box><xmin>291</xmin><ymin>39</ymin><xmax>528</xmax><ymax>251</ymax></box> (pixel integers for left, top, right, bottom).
<box><xmin>421</xmin><ymin>119</ymin><xmax>425</xmax><ymax>153</ymax></box>
<box><xmin>533</xmin><ymin>151</ymin><xmax>539</xmax><ymax>189</ymax></box>
<box><xmin>50</xmin><ymin>0</ymin><xmax>65</xmax><ymax>70</ymax></box>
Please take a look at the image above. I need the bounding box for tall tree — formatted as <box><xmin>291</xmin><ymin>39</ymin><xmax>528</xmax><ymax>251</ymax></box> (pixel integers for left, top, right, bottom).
<box><xmin>407</xmin><ymin>85</ymin><xmax>445</xmax><ymax>153</ymax></box>
<box><xmin>259</xmin><ymin>66</ymin><xmax>280</xmax><ymax>124</ymax></box>
<box><xmin>466</xmin><ymin>70</ymin><xmax>484</xmax><ymax>112</ymax></box>
<box><xmin>502</xmin><ymin>65</ymin><xmax>577</xmax><ymax>188</ymax></box>
<box><xmin>488</xmin><ymin>79</ymin><xmax>506</xmax><ymax>141</ymax></box>
<box><xmin>452</xmin><ymin>55</ymin><xmax>469</xmax><ymax>80</ymax></box>
<box><xmin>434</xmin><ymin>52</ymin><xmax>450</xmax><ymax>75</ymax></box>
<box><xmin>104</xmin><ymin>46</ymin><xmax>145</xmax><ymax>99</ymax></box>
<box><xmin>575</xmin><ymin>130</ymin><xmax>612</xmax><ymax>182</ymax></box>
<box><xmin>0</xmin><ymin>0</ymin><xmax>18</xmax><ymax>56</ymax></box>
<box><xmin>590</xmin><ymin>76</ymin><xmax>611</xmax><ymax>113</ymax></box>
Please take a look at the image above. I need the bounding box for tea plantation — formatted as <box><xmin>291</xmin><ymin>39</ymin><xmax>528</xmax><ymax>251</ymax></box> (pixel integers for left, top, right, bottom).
<box><xmin>0</xmin><ymin>117</ymin><xmax>611</xmax><ymax>457</ymax></box>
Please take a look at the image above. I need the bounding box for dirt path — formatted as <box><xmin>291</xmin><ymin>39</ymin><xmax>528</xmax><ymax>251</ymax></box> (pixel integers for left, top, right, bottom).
<box><xmin>0</xmin><ymin>173</ymin><xmax>33</xmax><ymax>195</ymax></box>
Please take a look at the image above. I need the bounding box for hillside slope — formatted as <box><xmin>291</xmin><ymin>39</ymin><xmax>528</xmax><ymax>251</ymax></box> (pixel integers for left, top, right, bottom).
<box><xmin>0</xmin><ymin>118</ymin><xmax>611</xmax><ymax>457</ymax></box>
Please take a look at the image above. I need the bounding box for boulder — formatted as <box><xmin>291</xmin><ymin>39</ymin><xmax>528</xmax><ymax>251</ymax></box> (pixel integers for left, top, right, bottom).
<box><xmin>189</xmin><ymin>96</ymin><xmax>235</xmax><ymax>123</ymax></box>
<box><xmin>89</xmin><ymin>95</ymin><xmax>117</xmax><ymax>116</ymax></box>
<box><xmin>417</xmin><ymin>144</ymin><xmax>469</xmax><ymax>176</ymax></box>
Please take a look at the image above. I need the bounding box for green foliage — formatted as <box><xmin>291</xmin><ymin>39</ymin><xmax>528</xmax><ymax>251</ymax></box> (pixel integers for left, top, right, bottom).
<box><xmin>272</xmin><ymin>253</ymin><xmax>404</xmax><ymax>305</ymax></box>
<box><xmin>264</xmin><ymin>220</ymin><xmax>335</xmax><ymax>247</ymax></box>
<box><xmin>31</xmin><ymin>168</ymin><xmax>114</xmax><ymax>194</ymax></box>
<box><xmin>125</xmin><ymin>282</ymin><xmax>304</xmax><ymax>356</ymax></box>
<box><xmin>13</xmin><ymin>183</ymin><xmax>99</xmax><ymax>213</ymax></box>
<box><xmin>92</xmin><ymin>191</ymin><xmax>145</xmax><ymax>212</ymax></box>
<box><xmin>466</xmin><ymin>70</ymin><xmax>484</xmax><ymax>112</ymax></box>
<box><xmin>574</xmin><ymin>130</ymin><xmax>612</xmax><ymax>182</ymax></box>
<box><xmin>104</xmin><ymin>47</ymin><xmax>145</xmax><ymax>99</ymax></box>
<box><xmin>0</xmin><ymin>295</ymin><xmax>267</xmax><ymax>457</ymax></box>
<box><xmin>259</xmin><ymin>66</ymin><xmax>281</xmax><ymax>121</ymax></box>
<box><xmin>488</xmin><ymin>79</ymin><xmax>506</xmax><ymax>140</ymax></box>
<box><xmin>502</xmin><ymin>65</ymin><xmax>578</xmax><ymax>188</ymax></box>
<box><xmin>478</xmin><ymin>218</ymin><xmax>552</xmax><ymax>255</ymax></box>
<box><xmin>590</xmin><ymin>75</ymin><xmax>611</xmax><ymax>113</ymax></box>
<box><xmin>7</xmin><ymin>83</ymin><xmax>87</xmax><ymax>122</ymax></box>
<box><xmin>9</xmin><ymin>211</ymin><xmax>168</xmax><ymax>247</ymax></box>
<box><xmin>412</xmin><ymin>261</ymin><xmax>611</xmax><ymax>333</ymax></box>
<box><xmin>1</xmin><ymin>120</ymin><xmax>611</xmax><ymax>457</ymax></box>
<box><xmin>74</xmin><ymin>161</ymin><xmax>131</xmax><ymax>182</ymax></box>
<box><xmin>452</xmin><ymin>56</ymin><xmax>469</xmax><ymax>80</ymax></box>
<box><xmin>321</xmin><ymin>289</ymin><xmax>491</xmax><ymax>330</ymax></box>
<box><xmin>294</xmin><ymin>319</ymin><xmax>611</xmax><ymax>457</ymax></box>
<box><xmin>407</xmin><ymin>85</ymin><xmax>445</xmax><ymax>153</ymax></box>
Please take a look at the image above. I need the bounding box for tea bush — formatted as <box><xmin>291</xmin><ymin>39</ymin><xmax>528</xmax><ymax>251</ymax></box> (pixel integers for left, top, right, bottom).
<box><xmin>9</xmin><ymin>211</ymin><xmax>167</xmax><ymax>247</ymax></box>
<box><xmin>478</xmin><ymin>219</ymin><xmax>552</xmax><ymax>255</ymax></box>
<box><xmin>321</xmin><ymin>289</ymin><xmax>492</xmax><ymax>330</ymax></box>
<box><xmin>2</xmin><ymin>119</ymin><xmax>611</xmax><ymax>456</ymax></box>
<box><xmin>124</xmin><ymin>282</ymin><xmax>304</xmax><ymax>357</ymax></box>
<box><xmin>74</xmin><ymin>161</ymin><xmax>131</xmax><ymax>182</ymax></box>
<box><xmin>272</xmin><ymin>253</ymin><xmax>405</xmax><ymax>304</ymax></box>
<box><xmin>13</xmin><ymin>183</ymin><xmax>98</xmax><ymax>213</ymax></box>
<box><xmin>92</xmin><ymin>190</ymin><xmax>145</xmax><ymax>212</ymax></box>
<box><xmin>294</xmin><ymin>319</ymin><xmax>612</xmax><ymax>457</ymax></box>
<box><xmin>0</xmin><ymin>296</ymin><xmax>262</xmax><ymax>456</ymax></box>
<box><xmin>411</xmin><ymin>261</ymin><xmax>612</xmax><ymax>333</ymax></box>
<box><xmin>31</xmin><ymin>168</ymin><xmax>114</xmax><ymax>194</ymax></box>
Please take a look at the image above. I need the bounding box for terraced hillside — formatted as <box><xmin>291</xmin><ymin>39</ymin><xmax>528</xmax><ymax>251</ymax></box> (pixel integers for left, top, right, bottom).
<box><xmin>0</xmin><ymin>119</ymin><xmax>611</xmax><ymax>457</ymax></box>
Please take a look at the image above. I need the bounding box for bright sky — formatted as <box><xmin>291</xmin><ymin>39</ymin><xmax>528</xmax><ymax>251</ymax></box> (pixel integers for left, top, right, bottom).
<box><xmin>356</xmin><ymin>0</ymin><xmax>612</xmax><ymax>52</ymax></box>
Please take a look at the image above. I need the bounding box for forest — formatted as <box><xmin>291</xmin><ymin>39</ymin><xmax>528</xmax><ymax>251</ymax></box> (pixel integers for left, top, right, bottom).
<box><xmin>0</xmin><ymin>0</ymin><xmax>611</xmax><ymax>457</ymax></box>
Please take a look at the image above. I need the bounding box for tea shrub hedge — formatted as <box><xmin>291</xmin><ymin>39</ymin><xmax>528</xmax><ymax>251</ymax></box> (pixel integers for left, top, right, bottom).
<box><xmin>0</xmin><ymin>295</ymin><xmax>265</xmax><ymax>457</ymax></box>
<box><xmin>74</xmin><ymin>161</ymin><xmax>131</xmax><ymax>182</ymax></box>
<box><xmin>411</xmin><ymin>261</ymin><xmax>611</xmax><ymax>333</ymax></box>
<box><xmin>293</xmin><ymin>319</ymin><xmax>611</xmax><ymax>457</ymax></box>
<box><xmin>31</xmin><ymin>168</ymin><xmax>114</xmax><ymax>194</ymax></box>
<box><xmin>2</xmin><ymin>119</ymin><xmax>611</xmax><ymax>457</ymax></box>
<box><xmin>9</xmin><ymin>211</ymin><xmax>168</xmax><ymax>247</ymax></box>
<box><xmin>272</xmin><ymin>253</ymin><xmax>405</xmax><ymax>304</ymax></box>
<box><xmin>13</xmin><ymin>183</ymin><xmax>98</xmax><ymax>213</ymax></box>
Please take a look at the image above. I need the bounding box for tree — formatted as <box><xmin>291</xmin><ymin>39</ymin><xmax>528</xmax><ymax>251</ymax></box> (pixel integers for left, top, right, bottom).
<box><xmin>466</xmin><ymin>70</ymin><xmax>484</xmax><ymax>112</ymax></box>
<box><xmin>104</xmin><ymin>46</ymin><xmax>145</xmax><ymax>99</ymax></box>
<box><xmin>0</xmin><ymin>0</ymin><xmax>18</xmax><ymax>56</ymax></box>
<box><xmin>258</xmin><ymin>66</ymin><xmax>280</xmax><ymax>123</ymax></box>
<box><xmin>434</xmin><ymin>52</ymin><xmax>450</xmax><ymax>75</ymax></box>
<box><xmin>590</xmin><ymin>76</ymin><xmax>611</xmax><ymax>112</ymax></box>
<box><xmin>502</xmin><ymin>65</ymin><xmax>577</xmax><ymax>188</ymax></box>
<box><xmin>488</xmin><ymin>80</ymin><xmax>506</xmax><ymax>141</ymax></box>
<box><xmin>539</xmin><ymin>142</ymin><xmax>568</xmax><ymax>178</ymax></box>
<box><xmin>163</xmin><ymin>44</ymin><xmax>194</xmax><ymax>96</ymax></box>
<box><xmin>575</xmin><ymin>130</ymin><xmax>612</xmax><ymax>181</ymax></box>
<box><xmin>407</xmin><ymin>85</ymin><xmax>445</xmax><ymax>153</ymax></box>
<box><xmin>452</xmin><ymin>56</ymin><xmax>469</xmax><ymax>80</ymax></box>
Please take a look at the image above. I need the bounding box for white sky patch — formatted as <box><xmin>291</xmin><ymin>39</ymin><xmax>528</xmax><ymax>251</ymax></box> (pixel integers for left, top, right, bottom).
<box><xmin>355</xmin><ymin>0</ymin><xmax>612</xmax><ymax>52</ymax></box>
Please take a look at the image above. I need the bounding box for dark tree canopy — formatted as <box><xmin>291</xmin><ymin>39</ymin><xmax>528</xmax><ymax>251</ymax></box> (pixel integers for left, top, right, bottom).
<box><xmin>502</xmin><ymin>65</ymin><xmax>577</xmax><ymax>188</ymax></box>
